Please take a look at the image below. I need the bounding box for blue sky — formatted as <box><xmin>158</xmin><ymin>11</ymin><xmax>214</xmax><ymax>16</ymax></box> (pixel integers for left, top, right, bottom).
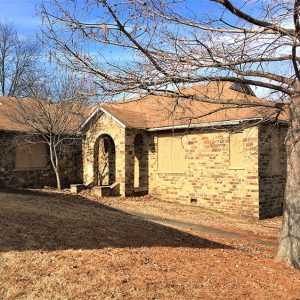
<box><xmin>0</xmin><ymin>0</ymin><xmax>228</xmax><ymax>36</ymax></box>
<box><xmin>0</xmin><ymin>0</ymin><xmax>288</xmax><ymax>99</ymax></box>
<box><xmin>0</xmin><ymin>0</ymin><xmax>40</xmax><ymax>36</ymax></box>
<box><xmin>0</xmin><ymin>0</ymin><xmax>269</xmax><ymax>41</ymax></box>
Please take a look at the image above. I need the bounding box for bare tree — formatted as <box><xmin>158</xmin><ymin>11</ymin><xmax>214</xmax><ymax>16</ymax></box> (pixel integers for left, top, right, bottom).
<box><xmin>0</xmin><ymin>22</ymin><xmax>40</xmax><ymax>97</ymax></box>
<box><xmin>1</xmin><ymin>74</ymin><xmax>92</xmax><ymax>190</ymax></box>
<box><xmin>40</xmin><ymin>0</ymin><xmax>300</xmax><ymax>267</ymax></box>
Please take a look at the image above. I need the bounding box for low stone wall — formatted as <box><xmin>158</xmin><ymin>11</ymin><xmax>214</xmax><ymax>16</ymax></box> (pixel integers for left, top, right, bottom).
<box><xmin>0</xmin><ymin>131</ymin><xmax>82</xmax><ymax>189</ymax></box>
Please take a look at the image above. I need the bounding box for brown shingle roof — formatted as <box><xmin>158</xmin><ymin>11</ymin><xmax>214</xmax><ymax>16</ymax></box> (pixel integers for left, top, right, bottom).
<box><xmin>102</xmin><ymin>106</ymin><xmax>149</xmax><ymax>128</ymax></box>
<box><xmin>101</xmin><ymin>82</ymin><xmax>288</xmax><ymax>129</ymax></box>
<box><xmin>0</xmin><ymin>96</ymin><xmax>93</xmax><ymax>134</ymax></box>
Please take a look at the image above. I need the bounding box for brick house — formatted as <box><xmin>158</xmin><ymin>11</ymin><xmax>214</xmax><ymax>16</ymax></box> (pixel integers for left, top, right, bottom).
<box><xmin>82</xmin><ymin>82</ymin><xmax>288</xmax><ymax>219</ymax></box>
<box><xmin>0</xmin><ymin>96</ymin><xmax>85</xmax><ymax>188</ymax></box>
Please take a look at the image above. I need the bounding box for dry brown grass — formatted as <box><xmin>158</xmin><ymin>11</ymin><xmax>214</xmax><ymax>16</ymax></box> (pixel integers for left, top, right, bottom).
<box><xmin>0</xmin><ymin>189</ymin><xmax>299</xmax><ymax>300</ymax></box>
<box><xmin>91</xmin><ymin>192</ymin><xmax>282</xmax><ymax>240</ymax></box>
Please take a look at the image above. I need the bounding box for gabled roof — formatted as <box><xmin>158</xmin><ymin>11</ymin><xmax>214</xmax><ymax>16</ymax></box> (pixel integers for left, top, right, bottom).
<box><xmin>88</xmin><ymin>82</ymin><xmax>288</xmax><ymax>130</ymax></box>
<box><xmin>102</xmin><ymin>106</ymin><xmax>149</xmax><ymax>129</ymax></box>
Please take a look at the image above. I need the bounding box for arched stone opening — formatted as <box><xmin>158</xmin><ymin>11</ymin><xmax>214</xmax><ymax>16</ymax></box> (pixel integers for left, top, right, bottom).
<box><xmin>134</xmin><ymin>133</ymin><xmax>148</xmax><ymax>193</ymax></box>
<box><xmin>94</xmin><ymin>134</ymin><xmax>116</xmax><ymax>186</ymax></box>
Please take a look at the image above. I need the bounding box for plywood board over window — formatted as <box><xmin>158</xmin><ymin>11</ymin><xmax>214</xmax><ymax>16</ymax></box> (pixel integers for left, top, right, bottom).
<box><xmin>157</xmin><ymin>136</ymin><xmax>172</xmax><ymax>172</ymax></box>
<box><xmin>157</xmin><ymin>135</ymin><xmax>186</xmax><ymax>173</ymax></box>
<box><xmin>269</xmin><ymin>129</ymin><xmax>281</xmax><ymax>175</ymax></box>
<box><xmin>15</xmin><ymin>142</ymin><xmax>48</xmax><ymax>170</ymax></box>
<box><xmin>229</xmin><ymin>132</ymin><xmax>244</xmax><ymax>169</ymax></box>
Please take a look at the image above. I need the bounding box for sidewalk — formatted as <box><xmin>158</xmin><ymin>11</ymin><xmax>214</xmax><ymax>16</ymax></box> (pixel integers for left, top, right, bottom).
<box><xmin>123</xmin><ymin>210</ymin><xmax>278</xmax><ymax>248</ymax></box>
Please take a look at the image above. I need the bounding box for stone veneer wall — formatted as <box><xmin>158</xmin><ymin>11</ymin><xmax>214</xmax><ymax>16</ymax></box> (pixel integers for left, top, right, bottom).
<box><xmin>83</xmin><ymin>113</ymin><xmax>150</xmax><ymax>196</ymax></box>
<box><xmin>124</xmin><ymin>129</ymin><xmax>150</xmax><ymax>195</ymax></box>
<box><xmin>83</xmin><ymin>113</ymin><xmax>127</xmax><ymax>196</ymax></box>
<box><xmin>258</xmin><ymin>123</ymin><xmax>287</xmax><ymax>219</ymax></box>
<box><xmin>0</xmin><ymin>131</ymin><xmax>82</xmax><ymax>188</ymax></box>
<box><xmin>148</xmin><ymin>126</ymin><xmax>260</xmax><ymax>218</ymax></box>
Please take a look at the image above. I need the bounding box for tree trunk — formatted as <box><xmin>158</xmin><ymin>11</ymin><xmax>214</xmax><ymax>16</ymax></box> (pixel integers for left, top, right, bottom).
<box><xmin>50</xmin><ymin>158</ymin><xmax>62</xmax><ymax>191</ymax></box>
<box><xmin>49</xmin><ymin>139</ymin><xmax>62</xmax><ymax>191</ymax></box>
<box><xmin>54</xmin><ymin>168</ymin><xmax>62</xmax><ymax>191</ymax></box>
<box><xmin>276</xmin><ymin>92</ymin><xmax>300</xmax><ymax>268</ymax></box>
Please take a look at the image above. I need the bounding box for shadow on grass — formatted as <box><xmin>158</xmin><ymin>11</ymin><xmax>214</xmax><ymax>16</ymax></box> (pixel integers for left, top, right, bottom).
<box><xmin>0</xmin><ymin>188</ymin><xmax>232</xmax><ymax>252</ymax></box>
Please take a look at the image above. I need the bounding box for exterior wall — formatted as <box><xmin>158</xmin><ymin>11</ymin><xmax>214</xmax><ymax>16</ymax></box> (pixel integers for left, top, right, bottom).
<box><xmin>258</xmin><ymin>123</ymin><xmax>287</xmax><ymax>219</ymax></box>
<box><xmin>0</xmin><ymin>131</ymin><xmax>82</xmax><ymax>189</ymax></box>
<box><xmin>83</xmin><ymin>115</ymin><xmax>150</xmax><ymax>196</ymax></box>
<box><xmin>83</xmin><ymin>113</ymin><xmax>127</xmax><ymax>196</ymax></box>
<box><xmin>124</xmin><ymin>129</ymin><xmax>150</xmax><ymax>195</ymax></box>
<box><xmin>82</xmin><ymin>112</ymin><xmax>287</xmax><ymax>219</ymax></box>
<box><xmin>148</xmin><ymin>126</ymin><xmax>260</xmax><ymax>218</ymax></box>
<box><xmin>95</xmin><ymin>136</ymin><xmax>116</xmax><ymax>186</ymax></box>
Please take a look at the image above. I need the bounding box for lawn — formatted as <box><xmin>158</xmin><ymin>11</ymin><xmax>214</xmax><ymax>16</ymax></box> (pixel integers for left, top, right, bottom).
<box><xmin>0</xmin><ymin>189</ymin><xmax>299</xmax><ymax>299</ymax></box>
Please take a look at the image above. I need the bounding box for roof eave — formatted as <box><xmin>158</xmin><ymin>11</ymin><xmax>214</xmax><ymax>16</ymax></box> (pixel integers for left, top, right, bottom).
<box><xmin>80</xmin><ymin>106</ymin><xmax>127</xmax><ymax>131</ymax></box>
<box><xmin>100</xmin><ymin>107</ymin><xmax>126</xmax><ymax>128</ymax></box>
<box><xmin>146</xmin><ymin>118</ymin><xmax>285</xmax><ymax>132</ymax></box>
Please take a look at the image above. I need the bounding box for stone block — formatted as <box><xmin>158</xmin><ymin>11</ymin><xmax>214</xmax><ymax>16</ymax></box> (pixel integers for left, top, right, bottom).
<box><xmin>70</xmin><ymin>184</ymin><xmax>85</xmax><ymax>194</ymax></box>
<box><xmin>93</xmin><ymin>185</ymin><xmax>111</xmax><ymax>197</ymax></box>
<box><xmin>111</xmin><ymin>182</ymin><xmax>120</xmax><ymax>196</ymax></box>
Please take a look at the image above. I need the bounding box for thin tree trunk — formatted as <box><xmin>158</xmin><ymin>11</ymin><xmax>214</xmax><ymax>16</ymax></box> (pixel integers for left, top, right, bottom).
<box><xmin>276</xmin><ymin>87</ymin><xmax>300</xmax><ymax>268</ymax></box>
<box><xmin>54</xmin><ymin>168</ymin><xmax>62</xmax><ymax>191</ymax></box>
<box><xmin>49</xmin><ymin>156</ymin><xmax>62</xmax><ymax>191</ymax></box>
<box><xmin>49</xmin><ymin>138</ymin><xmax>62</xmax><ymax>191</ymax></box>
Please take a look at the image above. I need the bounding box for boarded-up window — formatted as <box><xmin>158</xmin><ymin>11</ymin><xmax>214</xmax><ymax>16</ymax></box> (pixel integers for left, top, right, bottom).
<box><xmin>157</xmin><ymin>136</ymin><xmax>185</xmax><ymax>173</ymax></box>
<box><xmin>15</xmin><ymin>142</ymin><xmax>48</xmax><ymax>170</ymax></box>
<box><xmin>229</xmin><ymin>132</ymin><xmax>244</xmax><ymax>168</ymax></box>
<box><xmin>172</xmin><ymin>137</ymin><xmax>186</xmax><ymax>172</ymax></box>
<box><xmin>158</xmin><ymin>137</ymin><xmax>172</xmax><ymax>172</ymax></box>
<box><xmin>269</xmin><ymin>130</ymin><xmax>280</xmax><ymax>174</ymax></box>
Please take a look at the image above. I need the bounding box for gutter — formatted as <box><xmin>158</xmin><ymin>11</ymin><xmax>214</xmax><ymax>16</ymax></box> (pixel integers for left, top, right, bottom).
<box><xmin>81</xmin><ymin>107</ymin><xmax>289</xmax><ymax>132</ymax></box>
<box><xmin>147</xmin><ymin>118</ymin><xmax>266</xmax><ymax>132</ymax></box>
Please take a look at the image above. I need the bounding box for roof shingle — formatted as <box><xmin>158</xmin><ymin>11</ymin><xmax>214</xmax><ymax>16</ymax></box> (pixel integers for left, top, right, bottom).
<box><xmin>101</xmin><ymin>82</ymin><xmax>288</xmax><ymax>129</ymax></box>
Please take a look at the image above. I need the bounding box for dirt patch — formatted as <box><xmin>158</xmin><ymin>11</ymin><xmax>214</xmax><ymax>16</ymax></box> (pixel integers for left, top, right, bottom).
<box><xmin>0</xmin><ymin>189</ymin><xmax>299</xmax><ymax>300</ymax></box>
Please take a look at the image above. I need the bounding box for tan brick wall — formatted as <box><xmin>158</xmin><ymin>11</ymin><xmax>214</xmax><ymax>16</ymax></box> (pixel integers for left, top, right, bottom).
<box><xmin>83</xmin><ymin>114</ymin><xmax>287</xmax><ymax>219</ymax></box>
<box><xmin>148</xmin><ymin>126</ymin><xmax>260</xmax><ymax>218</ymax></box>
<box><xmin>124</xmin><ymin>129</ymin><xmax>150</xmax><ymax>195</ymax></box>
<box><xmin>83</xmin><ymin>113</ymin><xmax>151</xmax><ymax>196</ymax></box>
<box><xmin>258</xmin><ymin>123</ymin><xmax>287</xmax><ymax>218</ymax></box>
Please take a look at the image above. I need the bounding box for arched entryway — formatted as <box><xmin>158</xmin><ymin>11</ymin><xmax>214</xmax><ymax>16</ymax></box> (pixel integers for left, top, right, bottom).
<box><xmin>134</xmin><ymin>134</ymin><xmax>148</xmax><ymax>193</ymax></box>
<box><xmin>94</xmin><ymin>134</ymin><xmax>116</xmax><ymax>186</ymax></box>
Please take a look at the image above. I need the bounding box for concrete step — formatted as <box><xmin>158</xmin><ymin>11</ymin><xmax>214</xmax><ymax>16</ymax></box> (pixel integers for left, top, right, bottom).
<box><xmin>93</xmin><ymin>182</ymin><xmax>120</xmax><ymax>197</ymax></box>
<box><xmin>93</xmin><ymin>185</ymin><xmax>111</xmax><ymax>197</ymax></box>
<box><xmin>70</xmin><ymin>184</ymin><xmax>85</xmax><ymax>194</ymax></box>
